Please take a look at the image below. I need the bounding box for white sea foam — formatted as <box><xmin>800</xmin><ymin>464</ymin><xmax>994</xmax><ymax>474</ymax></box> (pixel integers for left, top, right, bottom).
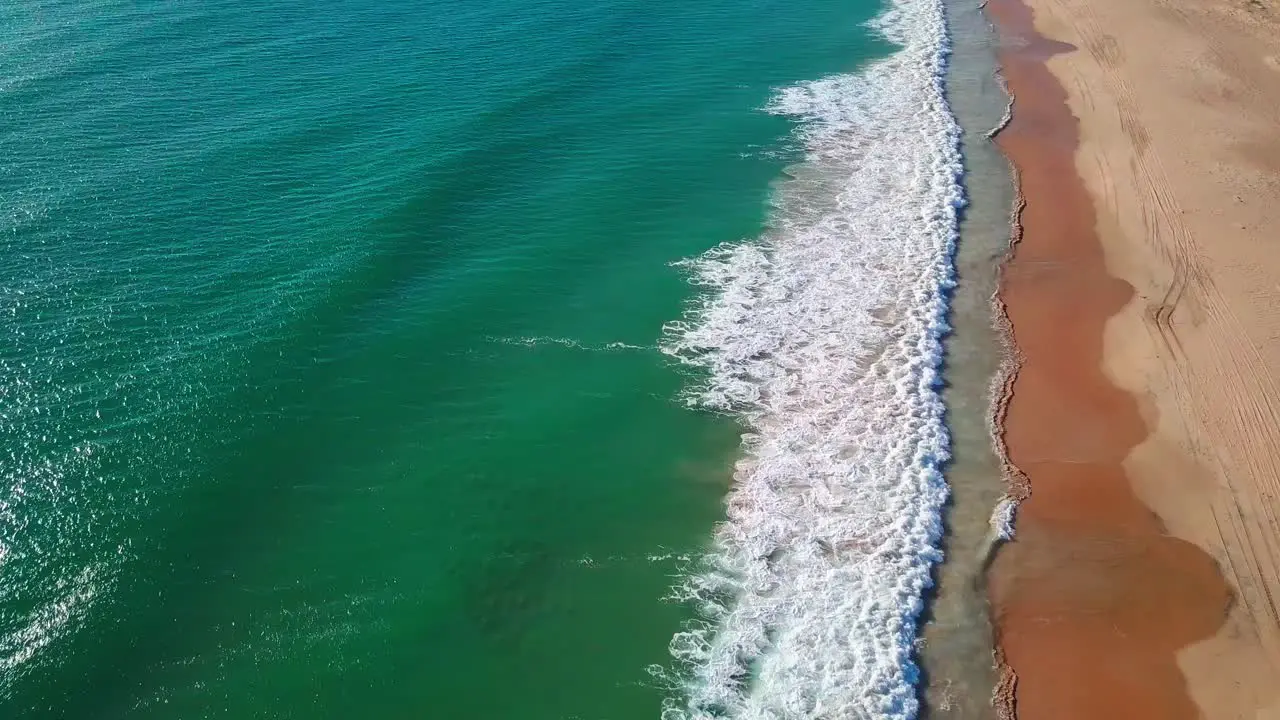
<box><xmin>658</xmin><ymin>0</ymin><xmax>963</xmax><ymax>717</ymax></box>
<box><xmin>990</xmin><ymin>496</ymin><xmax>1018</xmax><ymax>542</ymax></box>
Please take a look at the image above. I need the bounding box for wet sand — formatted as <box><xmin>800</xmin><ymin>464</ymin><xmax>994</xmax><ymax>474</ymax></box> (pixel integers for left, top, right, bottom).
<box><xmin>914</xmin><ymin>1</ymin><xmax>1014</xmax><ymax>717</ymax></box>
<box><xmin>986</xmin><ymin>0</ymin><xmax>1280</xmax><ymax>716</ymax></box>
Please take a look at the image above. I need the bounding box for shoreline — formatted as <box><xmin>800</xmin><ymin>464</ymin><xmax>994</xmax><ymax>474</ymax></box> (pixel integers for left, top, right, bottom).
<box><xmin>916</xmin><ymin>0</ymin><xmax>1016</xmax><ymax>716</ymax></box>
<box><xmin>984</xmin><ymin>0</ymin><xmax>1280</xmax><ymax>716</ymax></box>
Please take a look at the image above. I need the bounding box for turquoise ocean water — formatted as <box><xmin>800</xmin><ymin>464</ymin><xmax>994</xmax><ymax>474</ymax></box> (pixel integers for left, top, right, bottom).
<box><xmin>0</xmin><ymin>1</ymin><xmax>908</xmax><ymax>718</ymax></box>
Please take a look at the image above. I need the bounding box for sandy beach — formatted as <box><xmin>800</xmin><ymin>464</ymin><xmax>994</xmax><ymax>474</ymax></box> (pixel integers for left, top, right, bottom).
<box><xmin>986</xmin><ymin>0</ymin><xmax>1280</xmax><ymax>716</ymax></box>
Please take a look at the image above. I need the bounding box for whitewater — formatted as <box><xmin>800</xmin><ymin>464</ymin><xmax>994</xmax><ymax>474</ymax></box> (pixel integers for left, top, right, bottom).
<box><xmin>659</xmin><ymin>0</ymin><xmax>964</xmax><ymax>717</ymax></box>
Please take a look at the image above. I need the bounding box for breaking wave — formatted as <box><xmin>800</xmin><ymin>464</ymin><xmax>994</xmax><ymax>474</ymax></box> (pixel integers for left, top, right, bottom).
<box><xmin>658</xmin><ymin>0</ymin><xmax>964</xmax><ymax>717</ymax></box>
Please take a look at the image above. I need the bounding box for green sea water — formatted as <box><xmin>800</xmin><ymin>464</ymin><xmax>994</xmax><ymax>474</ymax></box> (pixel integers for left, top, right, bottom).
<box><xmin>0</xmin><ymin>0</ymin><xmax>890</xmax><ymax>717</ymax></box>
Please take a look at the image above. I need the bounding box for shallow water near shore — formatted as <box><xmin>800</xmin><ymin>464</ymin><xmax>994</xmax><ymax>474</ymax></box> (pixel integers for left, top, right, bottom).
<box><xmin>915</xmin><ymin>0</ymin><xmax>1015</xmax><ymax>717</ymax></box>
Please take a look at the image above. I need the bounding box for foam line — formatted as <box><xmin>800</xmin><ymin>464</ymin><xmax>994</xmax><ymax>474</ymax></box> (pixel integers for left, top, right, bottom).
<box><xmin>659</xmin><ymin>0</ymin><xmax>964</xmax><ymax>716</ymax></box>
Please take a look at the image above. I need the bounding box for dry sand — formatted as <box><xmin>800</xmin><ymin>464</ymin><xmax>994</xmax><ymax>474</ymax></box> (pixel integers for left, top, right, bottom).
<box><xmin>985</xmin><ymin>0</ymin><xmax>1280</xmax><ymax>716</ymax></box>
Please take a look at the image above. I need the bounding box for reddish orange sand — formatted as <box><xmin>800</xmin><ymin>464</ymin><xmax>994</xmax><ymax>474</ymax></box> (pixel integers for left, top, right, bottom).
<box><xmin>984</xmin><ymin>0</ymin><xmax>1232</xmax><ymax>717</ymax></box>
